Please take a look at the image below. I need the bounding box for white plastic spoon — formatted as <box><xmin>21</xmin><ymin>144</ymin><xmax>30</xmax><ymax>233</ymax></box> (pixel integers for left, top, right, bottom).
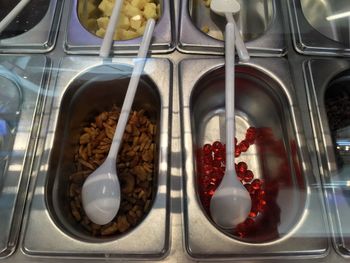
<box><xmin>99</xmin><ymin>0</ymin><xmax>124</xmax><ymax>58</ymax></box>
<box><xmin>210</xmin><ymin>0</ymin><xmax>249</xmax><ymax>62</ymax></box>
<box><xmin>0</xmin><ymin>0</ymin><xmax>31</xmax><ymax>34</ymax></box>
<box><xmin>82</xmin><ymin>19</ymin><xmax>156</xmax><ymax>225</ymax></box>
<box><xmin>209</xmin><ymin>22</ymin><xmax>251</xmax><ymax>229</ymax></box>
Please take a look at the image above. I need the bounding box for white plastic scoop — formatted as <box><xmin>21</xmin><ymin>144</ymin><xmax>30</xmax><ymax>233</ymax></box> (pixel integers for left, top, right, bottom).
<box><xmin>0</xmin><ymin>0</ymin><xmax>31</xmax><ymax>34</ymax></box>
<box><xmin>209</xmin><ymin>22</ymin><xmax>251</xmax><ymax>229</ymax></box>
<box><xmin>82</xmin><ymin>19</ymin><xmax>156</xmax><ymax>225</ymax></box>
<box><xmin>99</xmin><ymin>0</ymin><xmax>124</xmax><ymax>58</ymax></box>
<box><xmin>210</xmin><ymin>0</ymin><xmax>249</xmax><ymax>62</ymax></box>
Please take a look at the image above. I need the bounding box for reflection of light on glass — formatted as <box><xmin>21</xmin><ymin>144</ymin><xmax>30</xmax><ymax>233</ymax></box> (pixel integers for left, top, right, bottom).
<box><xmin>160</xmin><ymin>161</ymin><xmax>167</xmax><ymax>172</ymax></box>
<box><xmin>326</xmin><ymin>11</ymin><xmax>350</xmax><ymax>21</ymax></box>
<box><xmin>3</xmin><ymin>186</ymin><xmax>18</xmax><ymax>194</ymax></box>
<box><xmin>158</xmin><ymin>185</ymin><xmax>166</xmax><ymax>194</ymax></box>
<box><xmin>8</xmin><ymin>164</ymin><xmax>22</xmax><ymax>172</ymax></box>
<box><xmin>40</xmin><ymin>164</ymin><xmax>49</xmax><ymax>171</ymax></box>
<box><xmin>337</xmin><ymin>140</ymin><xmax>350</xmax><ymax>146</ymax></box>
<box><xmin>346</xmin><ymin>146</ymin><xmax>350</xmax><ymax>152</ymax></box>
<box><xmin>0</xmin><ymin>119</ymin><xmax>7</xmax><ymax>136</ymax></box>
<box><xmin>347</xmin><ymin>181</ymin><xmax>350</xmax><ymax>187</ymax></box>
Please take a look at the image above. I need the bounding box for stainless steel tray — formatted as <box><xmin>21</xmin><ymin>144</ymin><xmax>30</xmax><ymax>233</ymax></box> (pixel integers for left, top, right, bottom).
<box><xmin>304</xmin><ymin>59</ymin><xmax>350</xmax><ymax>257</ymax></box>
<box><xmin>178</xmin><ymin>0</ymin><xmax>286</xmax><ymax>56</ymax></box>
<box><xmin>0</xmin><ymin>55</ymin><xmax>49</xmax><ymax>258</ymax></box>
<box><xmin>64</xmin><ymin>0</ymin><xmax>175</xmax><ymax>54</ymax></box>
<box><xmin>288</xmin><ymin>0</ymin><xmax>350</xmax><ymax>56</ymax></box>
<box><xmin>0</xmin><ymin>0</ymin><xmax>64</xmax><ymax>53</ymax></box>
<box><xmin>2</xmin><ymin>0</ymin><xmax>350</xmax><ymax>262</ymax></box>
<box><xmin>180</xmin><ymin>58</ymin><xmax>329</xmax><ymax>259</ymax></box>
<box><xmin>22</xmin><ymin>57</ymin><xmax>171</xmax><ymax>259</ymax></box>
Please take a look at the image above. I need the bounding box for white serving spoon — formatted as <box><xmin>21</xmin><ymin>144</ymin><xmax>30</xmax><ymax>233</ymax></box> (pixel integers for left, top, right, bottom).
<box><xmin>82</xmin><ymin>19</ymin><xmax>156</xmax><ymax>225</ymax></box>
<box><xmin>99</xmin><ymin>0</ymin><xmax>124</xmax><ymax>58</ymax></box>
<box><xmin>0</xmin><ymin>0</ymin><xmax>31</xmax><ymax>34</ymax></box>
<box><xmin>209</xmin><ymin>22</ymin><xmax>251</xmax><ymax>229</ymax></box>
<box><xmin>210</xmin><ymin>0</ymin><xmax>249</xmax><ymax>62</ymax></box>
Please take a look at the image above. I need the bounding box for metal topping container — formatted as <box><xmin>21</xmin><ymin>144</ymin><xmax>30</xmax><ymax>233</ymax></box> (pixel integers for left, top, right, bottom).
<box><xmin>304</xmin><ymin>59</ymin><xmax>350</xmax><ymax>257</ymax></box>
<box><xmin>0</xmin><ymin>55</ymin><xmax>49</xmax><ymax>258</ymax></box>
<box><xmin>179</xmin><ymin>0</ymin><xmax>286</xmax><ymax>56</ymax></box>
<box><xmin>64</xmin><ymin>0</ymin><xmax>175</xmax><ymax>54</ymax></box>
<box><xmin>0</xmin><ymin>0</ymin><xmax>64</xmax><ymax>53</ymax></box>
<box><xmin>180</xmin><ymin>58</ymin><xmax>329</xmax><ymax>259</ymax></box>
<box><xmin>289</xmin><ymin>0</ymin><xmax>350</xmax><ymax>56</ymax></box>
<box><xmin>22</xmin><ymin>57</ymin><xmax>171</xmax><ymax>259</ymax></box>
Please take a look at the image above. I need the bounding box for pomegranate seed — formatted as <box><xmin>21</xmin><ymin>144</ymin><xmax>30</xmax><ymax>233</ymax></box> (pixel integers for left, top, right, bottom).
<box><xmin>244</xmin><ymin>183</ymin><xmax>252</xmax><ymax>192</ymax></box>
<box><xmin>212</xmin><ymin>141</ymin><xmax>223</xmax><ymax>152</ymax></box>
<box><xmin>208</xmin><ymin>189</ymin><xmax>215</xmax><ymax>196</ymax></box>
<box><xmin>251</xmin><ymin>179</ymin><xmax>262</xmax><ymax>190</ymax></box>
<box><xmin>237</xmin><ymin>161</ymin><xmax>248</xmax><ymax>173</ymax></box>
<box><xmin>258</xmin><ymin>189</ymin><xmax>266</xmax><ymax>198</ymax></box>
<box><xmin>257</xmin><ymin>199</ymin><xmax>266</xmax><ymax>212</ymax></box>
<box><xmin>249</xmin><ymin>210</ymin><xmax>257</xmax><ymax>218</ymax></box>
<box><xmin>237</xmin><ymin>170</ymin><xmax>245</xmax><ymax>181</ymax></box>
<box><xmin>212</xmin><ymin>167</ymin><xmax>221</xmax><ymax>177</ymax></box>
<box><xmin>246</xmin><ymin>127</ymin><xmax>257</xmax><ymax>143</ymax></box>
<box><xmin>239</xmin><ymin>140</ymin><xmax>250</xmax><ymax>152</ymax></box>
<box><xmin>203</xmin><ymin>164</ymin><xmax>213</xmax><ymax>176</ymax></box>
<box><xmin>235</xmin><ymin>147</ymin><xmax>241</xmax><ymax>157</ymax></box>
<box><xmin>212</xmin><ymin>159</ymin><xmax>222</xmax><ymax>168</ymax></box>
<box><xmin>203</xmin><ymin>155</ymin><xmax>213</xmax><ymax>165</ymax></box>
<box><xmin>243</xmin><ymin>217</ymin><xmax>255</xmax><ymax>228</ymax></box>
<box><xmin>214</xmin><ymin>154</ymin><xmax>224</xmax><ymax>162</ymax></box>
<box><xmin>203</xmin><ymin>144</ymin><xmax>212</xmax><ymax>155</ymax></box>
<box><xmin>244</xmin><ymin>170</ymin><xmax>254</xmax><ymax>182</ymax></box>
<box><xmin>259</xmin><ymin>199</ymin><xmax>266</xmax><ymax>206</ymax></box>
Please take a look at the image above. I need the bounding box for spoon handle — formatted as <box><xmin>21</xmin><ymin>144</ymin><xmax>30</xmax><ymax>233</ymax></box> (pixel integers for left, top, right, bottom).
<box><xmin>0</xmin><ymin>0</ymin><xmax>31</xmax><ymax>34</ymax></box>
<box><xmin>107</xmin><ymin>19</ymin><xmax>156</xmax><ymax>160</ymax></box>
<box><xmin>99</xmin><ymin>0</ymin><xmax>124</xmax><ymax>58</ymax></box>
<box><xmin>225</xmin><ymin>13</ymin><xmax>249</xmax><ymax>62</ymax></box>
<box><xmin>225</xmin><ymin>22</ymin><xmax>235</xmax><ymax>173</ymax></box>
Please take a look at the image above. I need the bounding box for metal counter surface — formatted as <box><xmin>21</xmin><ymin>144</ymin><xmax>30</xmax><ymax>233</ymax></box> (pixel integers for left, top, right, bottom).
<box><xmin>1</xmin><ymin>0</ymin><xmax>350</xmax><ymax>262</ymax></box>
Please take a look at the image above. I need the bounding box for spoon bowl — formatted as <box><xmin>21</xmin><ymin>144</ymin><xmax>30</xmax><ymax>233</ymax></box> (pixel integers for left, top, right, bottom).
<box><xmin>210</xmin><ymin>0</ymin><xmax>240</xmax><ymax>15</ymax></box>
<box><xmin>81</xmin><ymin>159</ymin><xmax>120</xmax><ymax>225</ymax></box>
<box><xmin>210</xmin><ymin>167</ymin><xmax>252</xmax><ymax>227</ymax></box>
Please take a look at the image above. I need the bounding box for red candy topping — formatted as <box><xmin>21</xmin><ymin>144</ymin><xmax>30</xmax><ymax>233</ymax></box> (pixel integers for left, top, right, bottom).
<box><xmin>197</xmin><ymin>126</ymin><xmax>268</xmax><ymax>238</ymax></box>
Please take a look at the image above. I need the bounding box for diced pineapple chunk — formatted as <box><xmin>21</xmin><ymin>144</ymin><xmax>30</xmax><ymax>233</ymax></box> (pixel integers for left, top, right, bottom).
<box><xmin>118</xmin><ymin>14</ymin><xmax>130</xmax><ymax>29</ymax></box>
<box><xmin>136</xmin><ymin>24</ymin><xmax>146</xmax><ymax>35</ymax></box>
<box><xmin>156</xmin><ymin>3</ymin><xmax>161</xmax><ymax>16</ymax></box>
<box><xmin>78</xmin><ymin>0</ymin><xmax>96</xmax><ymax>18</ymax></box>
<box><xmin>97</xmin><ymin>16</ymin><xmax>110</xmax><ymax>30</ymax></box>
<box><xmin>143</xmin><ymin>3</ymin><xmax>157</xmax><ymax>19</ymax></box>
<box><xmin>98</xmin><ymin>0</ymin><xmax>114</xmax><ymax>17</ymax></box>
<box><xmin>96</xmin><ymin>27</ymin><xmax>106</xmax><ymax>38</ymax></box>
<box><xmin>123</xmin><ymin>3</ymin><xmax>142</xmax><ymax>17</ymax></box>
<box><xmin>131</xmin><ymin>0</ymin><xmax>151</xmax><ymax>9</ymax></box>
<box><xmin>130</xmin><ymin>15</ymin><xmax>143</xmax><ymax>30</ymax></box>
<box><xmin>113</xmin><ymin>28</ymin><xmax>123</xmax><ymax>40</ymax></box>
<box><xmin>120</xmin><ymin>29</ymin><xmax>140</xmax><ymax>40</ymax></box>
<box><xmin>87</xmin><ymin>18</ymin><xmax>97</xmax><ymax>29</ymax></box>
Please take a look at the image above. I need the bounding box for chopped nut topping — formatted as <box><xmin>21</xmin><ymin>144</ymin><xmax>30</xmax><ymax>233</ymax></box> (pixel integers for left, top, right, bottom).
<box><xmin>69</xmin><ymin>105</ymin><xmax>157</xmax><ymax>236</ymax></box>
